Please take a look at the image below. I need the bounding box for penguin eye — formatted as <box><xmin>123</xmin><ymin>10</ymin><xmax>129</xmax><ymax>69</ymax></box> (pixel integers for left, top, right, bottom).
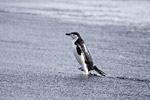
<box><xmin>71</xmin><ymin>34</ymin><xmax>78</xmax><ymax>39</ymax></box>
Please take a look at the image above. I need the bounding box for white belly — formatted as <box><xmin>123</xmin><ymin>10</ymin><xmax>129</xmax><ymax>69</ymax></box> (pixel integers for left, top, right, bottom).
<box><xmin>72</xmin><ymin>43</ymin><xmax>84</xmax><ymax>65</ymax></box>
<box><xmin>72</xmin><ymin>43</ymin><xmax>88</xmax><ymax>74</ymax></box>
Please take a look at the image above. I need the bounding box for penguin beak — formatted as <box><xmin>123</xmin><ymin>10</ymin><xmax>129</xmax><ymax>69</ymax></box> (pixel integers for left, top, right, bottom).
<box><xmin>66</xmin><ymin>33</ymin><xmax>71</xmax><ymax>36</ymax></box>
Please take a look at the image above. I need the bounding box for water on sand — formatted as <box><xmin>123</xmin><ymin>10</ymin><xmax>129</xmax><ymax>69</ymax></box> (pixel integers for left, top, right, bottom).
<box><xmin>0</xmin><ymin>0</ymin><xmax>150</xmax><ymax>100</ymax></box>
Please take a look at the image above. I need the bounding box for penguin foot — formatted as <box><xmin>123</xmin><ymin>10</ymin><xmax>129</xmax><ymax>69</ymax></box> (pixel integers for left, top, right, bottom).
<box><xmin>78</xmin><ymin>67</ymin><xmax>84</xmax><ymax>71</ymax></box>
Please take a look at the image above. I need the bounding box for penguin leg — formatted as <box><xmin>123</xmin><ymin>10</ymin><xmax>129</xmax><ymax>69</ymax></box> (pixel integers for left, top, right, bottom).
<box><xmin>82</xmin><ymin>64</ymin><xmax>89</xmax><ymax>75</ymax></box>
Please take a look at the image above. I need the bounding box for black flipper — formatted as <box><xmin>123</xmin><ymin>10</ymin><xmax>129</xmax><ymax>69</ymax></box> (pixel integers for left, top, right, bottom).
<box><xmin>93</xmin><ymin>66</ymin><xmax>106</xmax><ymax>77</ymax></box>
<box><xmin>76</xmin><ymin>45</ymin><xmax>81</xmax><ymax>55</ymax></box>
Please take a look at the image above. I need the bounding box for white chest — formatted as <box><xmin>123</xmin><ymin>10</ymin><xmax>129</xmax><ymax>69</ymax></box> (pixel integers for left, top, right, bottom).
<box><xmin>72</xmin><ymin>42</ymin><xmax>85</xmax><ymax>66</ymax></box>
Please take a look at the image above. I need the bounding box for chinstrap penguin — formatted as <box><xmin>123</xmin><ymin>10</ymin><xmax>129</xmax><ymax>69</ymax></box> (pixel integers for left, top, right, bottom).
<box><xmin>66</xmin><ymin>32</ymin><xmax>106</xmax><ymax>76</ymax></box>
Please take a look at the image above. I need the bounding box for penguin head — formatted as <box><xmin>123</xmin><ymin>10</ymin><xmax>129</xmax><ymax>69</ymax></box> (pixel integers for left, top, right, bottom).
<box><xmin>66</xmin><ymin>32</ymin><xmax>80</xmax><ymax>40</ymax></box>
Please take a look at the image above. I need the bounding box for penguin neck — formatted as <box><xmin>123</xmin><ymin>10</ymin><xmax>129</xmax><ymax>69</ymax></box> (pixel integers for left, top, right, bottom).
<box><xmin>72</xmin><ymin>37</ymin><xmax>79</xmax><ymax>43</ymax></box>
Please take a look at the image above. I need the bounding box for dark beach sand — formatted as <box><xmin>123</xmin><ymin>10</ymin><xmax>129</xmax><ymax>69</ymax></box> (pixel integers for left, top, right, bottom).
<box><xmin>0</xmin><ymin>7</ymin><xmax>150</xmax><ymax>100</ymax></box>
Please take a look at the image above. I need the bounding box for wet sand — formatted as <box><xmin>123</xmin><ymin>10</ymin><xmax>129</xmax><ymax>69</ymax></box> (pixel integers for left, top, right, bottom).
<box><xmin>0</xmin><ymin>4</ymin><xmax>150</xmax><ymax>100</ymax></box>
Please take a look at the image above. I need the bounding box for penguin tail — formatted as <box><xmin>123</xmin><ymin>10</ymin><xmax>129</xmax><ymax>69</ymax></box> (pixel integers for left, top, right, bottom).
<box><xmin>93</xmin><ymin>65</ymin><xmax>106</xmax><ymax>77</ymax></box>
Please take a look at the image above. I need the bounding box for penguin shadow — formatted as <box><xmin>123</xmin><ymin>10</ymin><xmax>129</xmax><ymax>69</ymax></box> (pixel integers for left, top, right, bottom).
<box><xmin>76</xmin><ymin>73</ymin><xmax>149</xmax><ymax>83</ymax></box>
<box><xmin>71</xmin><ymin>74</ymin><xmax>103</xmax><ymax>82</ymax></box>
<box><xmin>89</xmin><ymin>73</ymin><xmax>104</xmax><ymax>77</ymax></box>
<box><xmin>106</xmin><ymin>76</ymin><xmax>150</xmax><ymax>83</ymax></box>
<box><xmin>77</xmin><ymin>73</ymin><xmax>105</xmax><ymax>79</ymax></box>
<box><xmin>71</xmin><ymin>71</ymin><xmax>150</xmax><ymax>84</ymax></box>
